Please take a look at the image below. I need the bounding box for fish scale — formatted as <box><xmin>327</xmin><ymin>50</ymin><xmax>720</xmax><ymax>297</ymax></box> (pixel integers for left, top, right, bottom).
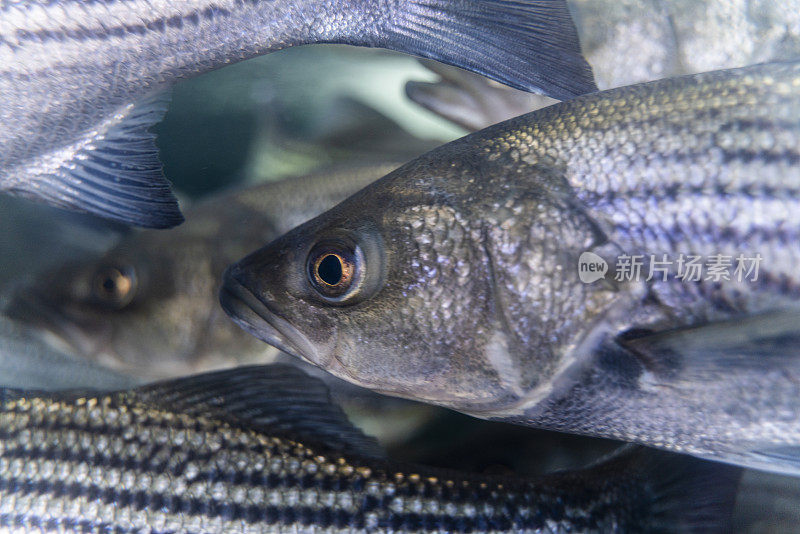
<box><xmin>0</xmin><ymin>365</ymin><xmax>734</xmax><ymax>533</ymax></box>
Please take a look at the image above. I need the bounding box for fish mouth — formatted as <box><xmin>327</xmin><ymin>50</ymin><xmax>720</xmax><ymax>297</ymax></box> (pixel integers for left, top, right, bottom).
<box><xmin>219</xmin><ymin>275</ymin><xmax>323</xmax><ymax>367</ymax></box>
<box><xmin>2</xmin><ymin>288</ymin><xmax>107</xmax><ymax>360</ymax></box>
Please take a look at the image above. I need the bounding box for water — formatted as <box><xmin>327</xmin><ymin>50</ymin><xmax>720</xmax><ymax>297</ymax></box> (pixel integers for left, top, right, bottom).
<box><xmin>2</xmin><ymin>3</ymin><xmax>799</xmax><ymax>531</ymax></box>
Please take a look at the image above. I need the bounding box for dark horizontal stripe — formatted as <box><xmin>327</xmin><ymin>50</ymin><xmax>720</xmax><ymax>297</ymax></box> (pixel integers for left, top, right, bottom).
<box><xmin>0</xmin><ymin>439</ymin><xmax>522</xmax><ymax>510</ymax></box>
<box><xmin>0</xmin><ymin>441</ymin><xmax>356</xmax><ymax>493</ymax></box>
<box><xmin>600</xmin><ymin>197</ymin><xmax>800</xmax><ymax>249</ymax></box>
<box><xmin>0</xmin><ymin>510</ymin><xmax>140</xmax><ymax>533</ymax></box>
<box><xmin>0</xmin><ymin>398</ymin><xmax>247</xmax><ymax>440</ymax></box>
<box><xmin>0</xmin><ymin>474</ymin><xmax>357</xmax><ymax>527</ymax></box>
<box><xmin>716</xmin><ymin>117</ymin><xmax>800</xmax><ymax>136</ymax></box>
<box><xmin>0</xmin><ymin>0</ymin><xmax>135</xmax><ymax>14</ymax></box>
<box><xmin>719</xmin><ymin>148</ymin><xmax>800</xmax><ymax>167</ymax></box>
<box><xmin>0</xmin><ymin>473</ymin><xmax>574</xmax><ymax>532</ymax></box>
<box><xmin>0</xmin><ymin>409</ymin><xmax>534</xmax><ymax>504</ymax></box>
<box><xmin>0</xmin><ymin>438</ymin><xmax>588</xmax><ymax>530</ymax></box>
<box><xmin>582</xmin><ymin>151</ymin><xmax>800</xmax><ymax>208</ymax></box>
<box><xmin>0</xmin><ymin>475</ymin><xmax>364</xmax><ymax>530</ymax></box>
<box><xmin>546</xmin><ymin>101</ymin><xmax>800</xmax><ymax>143</ymax></box>
<box><xmin>4</xmin><ymin>3</ymin><xmax>234</xmax><ymax>47</ymax></box>
<box><xmin>0</xmin><ymin>409</ymin><xmax>609</xmax><ymax>528</ymax></box>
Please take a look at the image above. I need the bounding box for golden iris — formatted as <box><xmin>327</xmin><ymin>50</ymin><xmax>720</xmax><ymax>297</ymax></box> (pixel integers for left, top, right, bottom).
<box><xmin>92</xmin><ymin>266</ymin><xmax>135</xmax><ymax>307</ymax></box>
<box><xmin>308</xmin><ymin>245</ymin><xmax>357</xmax><ymax>300</ymax></box>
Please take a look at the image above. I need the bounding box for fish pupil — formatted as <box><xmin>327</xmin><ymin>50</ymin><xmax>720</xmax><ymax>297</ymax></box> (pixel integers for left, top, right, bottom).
<box><xmin>102</xmin><ymin>277</ymin><xmax>116</xmax><ymax>294</ymax></box>
<box><xmin>318</xmin><ymin>254</ymin><xmax>343</xmax><ymax>286</ymax></box>
<box><xmin>92</xmin><ymin>266</ymin><xmax>135</xmax><ymax>307</ymax></box>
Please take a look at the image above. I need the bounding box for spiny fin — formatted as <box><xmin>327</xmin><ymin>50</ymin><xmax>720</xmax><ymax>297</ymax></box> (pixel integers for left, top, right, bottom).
<box><xmin>406</xmin><ymin>59</ymin><xmax>557</xmax><ymax>131</ymax></box>
<box><xmin>378</xmin><ymin>0</ymin><xmax>597</xmax><ymax>100</ymax></box>
<box><xmin>132</xmin><ymin>364</ymin><xmax>384</xmax><ymax>459</ymax></box>
<box><xmin>620</xmin><ymin>308</ymin><xmax>800</xmax><ymax>375</ymax></box>
<box><xmin>573</xmin><ymin>446</ymin><xmax>740</xmax><ymax>532</ymax></box>
<box><xmin>26</xmin><ymin>91</ymin><xmax>183</xmax><ymax>229</ymax></box>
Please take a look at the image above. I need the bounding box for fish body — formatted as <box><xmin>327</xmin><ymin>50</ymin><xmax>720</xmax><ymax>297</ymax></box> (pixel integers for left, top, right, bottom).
<box><xmin>222</xmin><ymin>61</ymin><xmax>800</xmax><ymax>474</ymax></box>
<box><xmin>5</xmin><ymin>162</ymin><xmax>400</xmax><ymax>379</ymax></box>
<box><xmin>0</xmin><ymin>0</ymin><xmax>595</xmax><ymax>227</ymax></box>
<box><xmin>0</xmin><ymin>365</ymin><xmax>738</xmax><ymax>532</ymax></box>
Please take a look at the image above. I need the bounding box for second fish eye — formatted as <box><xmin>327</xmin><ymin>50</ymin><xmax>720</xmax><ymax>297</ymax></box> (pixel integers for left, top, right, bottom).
<box><xmin>307</xmin><ymin>243</ymin><xmax>361</xmax><ymax>302</ymax></box>
<box><xmin>92</xmin><ymin>265</ymin><xmax>136</xmax><ymax>308</ymax></box>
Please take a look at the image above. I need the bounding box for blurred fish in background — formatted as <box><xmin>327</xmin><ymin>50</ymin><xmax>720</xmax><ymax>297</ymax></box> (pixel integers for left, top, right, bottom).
<box><xmin>4</xmin><ymin>163</ymin><xmax>415</xmax><ymax>379</ymax></box>
<box><xmin>0</xmin><ymin>317</ymin><xmax>138</xmax><ymax>391</ymax></box>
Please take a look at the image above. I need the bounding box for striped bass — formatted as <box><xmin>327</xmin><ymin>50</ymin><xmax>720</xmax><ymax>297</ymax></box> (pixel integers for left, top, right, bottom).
<box><xmin>0</xmin><ymin>365</ymin><xmax>738</xmax><ymax>532</ymax></box>
<box><xmin>220</xmin><ymin>61</ymin><xmax>800</xmax><ymax>475</ymax></box>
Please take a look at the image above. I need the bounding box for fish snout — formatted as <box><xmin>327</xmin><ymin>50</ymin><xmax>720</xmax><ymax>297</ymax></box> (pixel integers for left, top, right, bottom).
<box><xmin>219</xmin><ymin>265</ymin><xmax>329</xmax><ymax>370</ymax></box>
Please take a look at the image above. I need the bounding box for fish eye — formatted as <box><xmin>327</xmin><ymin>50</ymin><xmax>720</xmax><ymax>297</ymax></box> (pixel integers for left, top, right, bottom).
<box><xmin>91</xmin><ymin>265</ymin><xmax>136</xmax><ymax>308</ymax></box>
<box><xmin>307</xmin><ymin>241</ymin><xmax>362</xmax><ymax>303</ymax></box>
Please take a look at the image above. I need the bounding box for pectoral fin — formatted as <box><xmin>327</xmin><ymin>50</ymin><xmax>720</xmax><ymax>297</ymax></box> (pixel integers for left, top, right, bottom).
<box><xmin>750</xmin><ymin>446</ymin><xmax>800</xmax><ymax>470</ymax></box>
<box><xmin>20</xmin><ymin>91</ymin><xmax>183</xmax><ymax>229</ymax></box>
<box><xmin>620</xmin><ymin>308</ymin><xmax>800</xmax><ymax>375</ymax></box>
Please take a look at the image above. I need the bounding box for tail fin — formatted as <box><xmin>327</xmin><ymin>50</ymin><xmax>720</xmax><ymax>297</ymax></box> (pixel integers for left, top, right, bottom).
<box><xmin>582</xmin><ymin>446</ymin><xmax>742</xmax><ymax>533</ymax></box>
<box><xmin>369</xmin><ymin>0</ymin><xmax>597</xmax><ymax>100</ymax></box>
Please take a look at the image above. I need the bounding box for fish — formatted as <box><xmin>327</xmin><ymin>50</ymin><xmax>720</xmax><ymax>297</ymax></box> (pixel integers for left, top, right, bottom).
<box><xmin>406</xmin><ymin>0</ymin><xmax>800</xmax><ymax>131</ymax></box>
<box><xmin>0</xmin><ymin>364</ymin><xmax>740</xmax><ymax>532</ymax></box>
<box><xmin>0</xmin><ymin>195</ymin><xmax>122</xmax><ymax>295</ymax></box>
<box><xmin>5</xmin><ymin>162</ymin><xmax>403</xmax><ymax>380</ymax></box>
<box><xmin>0</xmin><ymin>0</ymin><xmax>596</xmax><ymax>228</ymax></box>
<box><xmin>220</xmin><ymin>61</ymin><xmax>800</xmax><ymax>475</ymax></box>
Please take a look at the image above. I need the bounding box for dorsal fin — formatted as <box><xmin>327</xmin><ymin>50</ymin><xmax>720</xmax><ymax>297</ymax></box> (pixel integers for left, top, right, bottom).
<box><xmin>131</xmin><ymin>364</ymin><xmax>384</xmax><ymax>459</ymax></box>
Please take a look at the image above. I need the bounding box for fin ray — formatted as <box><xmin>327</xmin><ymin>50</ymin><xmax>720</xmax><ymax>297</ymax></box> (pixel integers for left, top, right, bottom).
<box><xmin>24</xmin><ymin>91</ymin><xmax>183</xmax><ymax>228</ymax></box>
<box><xmin>134</xmin><ymin>364</ymin><xmax>385</xmax><ymax>459</ymax></box>
<box><xmin>750</xmin><ymin>446</ymin><xmax>800</xmax><ymax>469</ymax></box>
<box><xmin>375</xmin><ymin>0</ymin><xmax>597</xmax><ymax>100</ymax></box>
<box><xmin>621</xmin><ymin>308</ymin><xmax>800</xmax><ymax>375</ymax></box>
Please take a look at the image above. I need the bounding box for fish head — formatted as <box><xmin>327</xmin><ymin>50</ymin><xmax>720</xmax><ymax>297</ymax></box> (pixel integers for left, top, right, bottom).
<box><xmin>221</xmin><ymin>160</ymin><xmax>532</xmax><ymax>413</ymax></box>
<box><xmin>6</xmin><ymin>223</ymin><xmax>273</xmax><ymax>378</ymax></box>
<box><xmin>6</xmin><ymin>247</ymin><xmax>141</xmax><ymax>356</ymax></box>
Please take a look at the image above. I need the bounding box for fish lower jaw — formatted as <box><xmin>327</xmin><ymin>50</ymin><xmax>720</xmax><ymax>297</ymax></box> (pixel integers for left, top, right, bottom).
<box><xmin>218</xmin><ymin>283</ymin><xmax>328</xmax><ymax>369</ymax></box>
<box><xmin>18</xmin><ymin>323</ymin><xmax>132</xmax><ymax>378</ymax></box>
